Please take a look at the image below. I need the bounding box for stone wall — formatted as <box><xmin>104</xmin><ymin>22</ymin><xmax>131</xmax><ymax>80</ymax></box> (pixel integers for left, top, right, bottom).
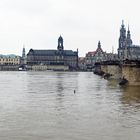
<box><xmin>47</xmin><ymin>65</ymin><xmax>69</xmax><ymax>71</ymax></box>
<box><xmin>122</xmin><ymin>65</ymin><xmax>140</xmax><ymax>86</ymax></box>
<box><xmin>100</xmin><ymin>64</ymin><xmax>140</xmax><ymax>85</ymax></box>
<box><xmin>0</xmin><ymin>65</ymin><xmax>19</xmax><ymax>71</ymax></box>
<box><xmin>101</xmin><ymin>65</ymin><xmax>122</xmax><ymax>79</ymax></box>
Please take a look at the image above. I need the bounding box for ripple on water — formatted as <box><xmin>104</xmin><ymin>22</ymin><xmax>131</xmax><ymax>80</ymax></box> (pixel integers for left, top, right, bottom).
<box><xmin>0</xmin><ymin>71</ymin><xmax>140</xmax><ymax>140</ymax></box>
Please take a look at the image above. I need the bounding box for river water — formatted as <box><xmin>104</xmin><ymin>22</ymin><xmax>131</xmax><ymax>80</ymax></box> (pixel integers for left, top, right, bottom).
<box><xmin>0</xmin><ymin>71</ymin><xmax>140</xmax><ymax>140</ymax></box>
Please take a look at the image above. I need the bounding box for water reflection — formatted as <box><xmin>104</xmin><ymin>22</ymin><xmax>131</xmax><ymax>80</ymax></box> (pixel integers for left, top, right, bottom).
<box><xmin>121</xmin><ymin>86</ymin><xmax>140</xmax><ymax>105</ymax></box>
<box><xmin>55</xmin><ymin>73</ymin><xmax>65</xmax><ymax>96</ymax></box>
<box><xmin>106</xmin><ymin>79</ymin><xmax>140</xmax><ymax>106</ymax></box>
<box><xmin>107</xmin><ymin>79</ymin><xmax>120</xmax><ymax>87</ymax></box>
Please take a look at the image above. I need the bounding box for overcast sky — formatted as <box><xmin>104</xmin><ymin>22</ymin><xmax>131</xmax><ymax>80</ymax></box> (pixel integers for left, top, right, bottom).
<box><xmin>0</xmin><ymin>0</ymin><xmax>140</xmax><ymax>56</ymax></box>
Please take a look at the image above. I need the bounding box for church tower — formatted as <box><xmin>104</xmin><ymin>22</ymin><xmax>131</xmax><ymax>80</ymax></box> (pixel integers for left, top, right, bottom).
<box><xmin>118</xmin><ymin>21</ymin><xmax>127</xmax><ymax>60</ymax></box>
<box><xmin>119</xmin><ymin>20</ymin><xmax>126</xmax><ymax>48</ymax></box>
<box><xmin>22</xmin><ymin>46</ymin><xmax>26</xmax><ymax>58</ymax></box>
<box><xmin>98</xmin><ymin>41</ymin><xmax>101</xmax><ymax>48</ymax></box>
<box><xmin>21</xmin><ymin>45</ymin><xmax>26</xmax><ymax>66</ymax></box>
<box><xmin>57</xmin><ymin>36</ymin><xmax>64</xmax><ymax>51</ymax></box>
<box><xmin>126</xmin><ymin>26</ymin><xmax>133</xmax><ymax>47</ymax></box>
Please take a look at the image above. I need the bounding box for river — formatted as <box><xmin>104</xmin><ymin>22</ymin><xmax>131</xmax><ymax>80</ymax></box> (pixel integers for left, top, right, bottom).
<box><xmin>0</xmin><ymin>71</ymin><xmax>140</xmax><ymax>140</ymax></box>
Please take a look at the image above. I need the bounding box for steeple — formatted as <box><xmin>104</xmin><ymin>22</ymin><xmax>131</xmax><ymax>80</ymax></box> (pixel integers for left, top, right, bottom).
<box><xmin>21</xmin><ymin>45</ymin><xmax>26</xmax><ymax>66</ymax></box>
<box><xmin>22</xmin><ymin>45</ymin><xmax>26</xmax><ymax>58</ymax></box>
<box><xmin>128</xmin><ymin>24</ymin><xmax>130</xmax><ymax>31</ymax></box>
<box><xmin>127</xmin><ymin>25</ymin><xmax>130</xmax><ymax>38</ymax></box>
<box><xmin>98</xmin><ymin>41</ymin><xmax>101</xmax><ymax>48</ymax></box>
<box><xmin>57</xmin><ymin>35</ymin><xmax>64</xmax><ymax>51</ymax></box>
<box><xmin>126</xmin><ymin>25</ymin><xmax>133</xmax><ymax>47</ymax></box>
<box><xmin>119</xmin><ymin>20</ymin><xmax>126</xmax><ymax>48</ymax></box>
<box><xmin>112</xmin><ymin>46</ymin><xmax>114</xmax><ymax>54</ymax></box>
<box><xmin>121</xmin><ymin>20</ymin><xmax>124</xmax><ymax>28</ymax></box>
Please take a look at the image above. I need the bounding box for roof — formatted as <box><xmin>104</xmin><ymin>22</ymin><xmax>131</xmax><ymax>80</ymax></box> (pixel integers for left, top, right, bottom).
<box><xmin>64</xmin><ymin>50</ymin><xmax>77</xmax><ymax>56</ymax></box>
<box><xmin>58</xmin><ymin>35</ymin><xmax>63</xmax><ymax>41</ymax></box>
<box><xmin>86</xmin><ymin>51</ymin><xmax>96</xmax><ymax>56</ymax></box>
<box><xmin>27</xmin><ymin>49</ymin><xmax>77</xmax><ymax>56</ymax></box>
<box><xmin>95</xmin><ymin>47</ymin><xmax>104</xmax><ymax>53</ymax></box>
<box><xmin>31</xmin><ymin>50</ymin><xmax>56</xmax><ymax>55</ymax></box>
<box><xmin>0</xmin><ymin>54</ymin><xmax>20</xmax><ymax>58</ymax></box>
<box><xmin>86</xmin><ymin>46</ymin><xmax>104</xmax><ymax>57</ymax></box>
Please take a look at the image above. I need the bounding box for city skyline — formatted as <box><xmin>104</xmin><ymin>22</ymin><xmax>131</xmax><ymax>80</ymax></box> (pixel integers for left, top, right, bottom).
<box><xmin>0</xmin><ymin>0</ymin><xmax>140</xmax><ymax>57</ymax></box>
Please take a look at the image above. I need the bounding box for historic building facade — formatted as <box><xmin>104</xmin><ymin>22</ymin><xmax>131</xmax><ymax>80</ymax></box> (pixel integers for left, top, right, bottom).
<box><xmin>27</xmin><ymin>36</ymin><xmax>78</xmax><ymax>70</ymax></box>
<box><xmin>118</xmin><ymin>21</ymin><xmax>140</xmax><ymax>60</ymax></box>
<box><xmin>85</xmin><ymin>41</ymin><xmax>106</xmax><ymax>66</ymax></box>
<box><xmin>0</xmin><ymin>55</ymin><xmax>20</xmax><ymax>65</ymax></box>
<box><xmin>20</xmin><ymin>47</ymin><xmax>27</xmax><ymax>66</ymax></box>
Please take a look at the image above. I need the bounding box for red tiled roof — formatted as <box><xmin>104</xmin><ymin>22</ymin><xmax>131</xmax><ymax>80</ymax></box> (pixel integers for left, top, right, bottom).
<box><xmin>86</xmin><ymin>51</ymin><xmax>96</xmax><ymax>56</ymax></box>
<box><xmin>86</xmin><ymin>46</ymin><xmax>104</xmax><ymax>57</ymax></box>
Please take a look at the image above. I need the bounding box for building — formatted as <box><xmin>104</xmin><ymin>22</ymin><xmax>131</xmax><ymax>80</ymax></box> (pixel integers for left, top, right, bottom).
<box><xmin>0</xmin><ymin>54</ymin><xmax>21</xmax><ymax>65</ymax></box>
<box><xmin>85</xmin><ymin>41</ymin><xmax>106</xmax><ymax>67</ymax></box>
<box><xmin>78</xmin><ymin>57</ymin><xmax>86</xmax><ymax>71</ymax></box>
<box><xmin>27</xmin><ymin>36</ymin><xmax>78</xmax><ymax>70</ymax></box>
<box><xmin>20</xmin><ymin>46</ymin><xmax>27</xmax><ymax>65</ymax></box>
<box><xmin>105</xmin><ymin>52</ymin><xmax>118</xmax><ymax>61</ymax></box>
<box><xmin>118</xmin><ymin>21</ymin><xmax>140</xmax><ymax>60</ymax></box>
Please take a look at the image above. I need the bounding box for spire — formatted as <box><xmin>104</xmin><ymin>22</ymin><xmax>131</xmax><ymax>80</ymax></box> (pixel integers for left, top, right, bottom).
<box><xmin>122</xmin><ymin>20</ymin><xmax>124</xmax><ymax>27</ymax></box>
<box><xmin>127</xmin><ymin>24</ymin><xmax>130</xmax><ymax>34</ymax></box>
<box><xmin>128</xmin><ymin>24</ymin><xmax>130</xmax><ymax>31</ymax></box>
<box><xmin>119</xmin><ymin>20</ymin><xmax>126</xmax><ymax>48</ymax></box>
<box><xmin>120</xmin><ymin>20</ymin><xmax>126</xmax><ymax>33</ymax></box>
<box><xmin>22</xmin><ymin>45</ymin><xmax>26</xmax><ymax>58</ymax></box>
<box><xmin>112</xmin><ymin>46</ymin><xmax>114</xmax><ymax>54</ymax></box>
<box><xmin>59</xmin><ymin>35</ymin><xmax>63</xmax><ymax>40</ymax></box>
<box><xmin>126</xmin><ymin>24</ymin><xmax>133</xmax><ymax>46</ymax></box>
<box><xmin>127</xmin><ymin>24</ymin><xmax>131</xmax><ymax>38</ymax></box>
<box><xmin>98</xmin><ymin>41</ymin><xmax>101</xmax><ymax>48</ymax></box>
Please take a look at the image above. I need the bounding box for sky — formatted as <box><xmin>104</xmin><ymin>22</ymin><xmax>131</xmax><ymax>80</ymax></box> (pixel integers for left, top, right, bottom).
<box><xmin>0</xmin><ymin>0</ymin><xmax>140</xmax><ymax>57</ymax></box>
